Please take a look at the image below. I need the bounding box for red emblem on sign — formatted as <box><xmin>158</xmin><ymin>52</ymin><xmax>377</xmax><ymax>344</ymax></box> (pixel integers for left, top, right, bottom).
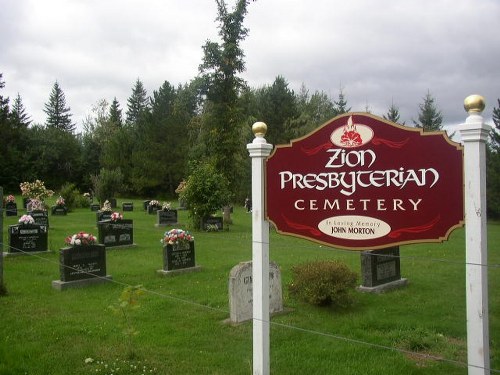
<box><xmin>266</xmin><ymin>113</ymin><xmax>464</xmax><ymax>250</ymax></box>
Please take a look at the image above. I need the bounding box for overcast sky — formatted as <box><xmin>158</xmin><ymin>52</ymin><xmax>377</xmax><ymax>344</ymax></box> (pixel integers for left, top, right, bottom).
<box><xmin>1</xmin><ymin>0</ymin><xmax>499</xmax><ymax>132</ymax></box>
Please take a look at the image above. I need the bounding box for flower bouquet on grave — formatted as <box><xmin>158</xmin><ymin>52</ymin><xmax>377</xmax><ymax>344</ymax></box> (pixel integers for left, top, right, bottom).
<box><xmin>161</xmin><ymin>202</ymin><xmax>172</xmax><ymax>211</ymax></box>
<box><xmin>161</xmin><ymin>228</ymin><xmax>196</xmax><ymax>271</ymax></box>
<box><xmin>110</xmin><ymin>212</ymin><xmax>123</xmax><ymax>222</ymax></box>
<box><xmin>148</xmin><ymin>200</ymin><xmax>161</xmax><ymax>214</ymax></box>
<box><xmin>18</xmin><ymin>214</ymin><xmax>35</xmax><ymax>225</ymax></box>
<box><xmin>65</xmin><ymin>232</ymin><xmax>97</xmax><ymax>247</ymax></box>
<box><xmin>27</xmin><ymin>198</ymin><xmax>46</xmax><ymax>211</ymax></box>
<box><xmin>161</xmin><ymin>228</ymin><xmax>194</xmax><ymax>246</ymax></box>
<box><xmin>55</xmin><ymin>196</ymin><xmax>65</xmax><ymax>207</ymax></box>
<box><xmin>101</xmin><ymin>200</ymin><xmax>113</xmax><ymax>212</ymax></box>
<box><xmin>6</xmin><ymin>195</ymin><xmax>15</xmax><ymax>204</ymax></box>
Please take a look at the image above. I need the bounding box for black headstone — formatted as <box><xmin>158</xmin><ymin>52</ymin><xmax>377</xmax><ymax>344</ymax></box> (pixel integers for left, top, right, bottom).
<box><xmin>96</xmin><ymin>211</ymin><xmax>112</xmax><ymax>222</ymax></box>
<box><xmin>8</xmin><ymin>223</ymin><xmax>48</xmax><ymax>253</ymax></box>
<box><xmin>163</xmin><ymin>242</ymin><xmax>195</xmax><ymax>271</ymax></box>
<box><xmin>51</xmin><ymin>206</ymin><xmax>68</xmax><ymax>215</ymax></box>
<box><xmin>157</xmin><ymin>209</ymin><xmax>178</xmax><ymax>225</ymax></box>
<box><xmin>59</xmin><ymin>244</ymin><xmax>106</xmax><ymax>281</ymax></box>
<box><xmin>97</xmin><ymin>219</ymin><xmax>134</xmax><ymax>247</ymax></box>
<box><xmin>122</xmin><ymin>202</ymin><xmax>134</xmax><ymax>211</ymax></box>
<box><xmin>27</xmin><ymin>210</ymin><xmax>49</xmax><ymax>228</ymax></box>
<box><xmin>5</xmin><ymin>202</ymin><xmax>17</xmax><ymax>216</ymax></box>
<box><xmin>202</xmin><ymin>216</ymin><xmax>223</xmax><ymax>231</ymax></box>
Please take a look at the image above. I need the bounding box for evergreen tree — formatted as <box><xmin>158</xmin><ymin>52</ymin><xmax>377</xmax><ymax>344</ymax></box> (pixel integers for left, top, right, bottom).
<box><xmin>109</xmin><ymin>97</ymin><xmax>123</xmax><ymax>127</ymax></box>
<box><xmin>0</xmin><ymin>73</ymin><xmax>9</xmax><ymax>125</ymax></box>
<box><xmin>44</xmin><ymin>81</ymin><xmax>75</xmax><ymax>132</ymax></box>
<box><xmin>286</xmin><ymin>86</ymin><xmax>336</xmax><ymax>139</ymax></box>
<box><xmin>10</xmin><ymin>93</ymin><xmax>32</xmax><ymax>128</ymax></box>
<box><xmin>384</xmin><ymin>100</ymin><xmax>404</xmax><ymax>124</ymax></box>
<box><xmin>198</xmin><ymin>0</ymin><xmax>254</xmax><ymax>202</ymax></box>
<box><xmin>254</xmin><ymin>76</ymin><xmax>298</xmax><ymax>145</ymax></box>
<box><xmin>487</xmin><ymin>99</ymin><xmax>500</xmax><ymax>218</ymax></box>
<box><xmin>413</xmin><ymin>91</ymin><xmax>443</xmax><ymax>131</ymax></box>
<box><xmin>332</xmin><ymin>88</ymin><xmax>351</xmax><ymax>117</ymax></box>
<box><xmin>489</xmin><ymin>98</ymin><xmax>500</xmax><ymax>151</ymax></box>
<box><xmin>126</xmin><ymin>79</ymin><xmax>149</xmax><ymax>125</ymax></box>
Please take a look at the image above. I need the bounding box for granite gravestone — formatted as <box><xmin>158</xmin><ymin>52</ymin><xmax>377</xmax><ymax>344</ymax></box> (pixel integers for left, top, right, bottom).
<box><xmin>90</xmin><ymin>204</ymin><xmax>100</xmax><ymax>211</ymax></box>
<box><xmin>161</xmin><ymin>241</ymin><xmax>197</xmax><ymax>272</ymax></box>
<box><xmin>97</xmin><ymin>220</ymin><xmax>134</xmax><ymax>247</ymax></box>
<box><xmin>8</xmin><ymin>223</ymin><xmax>48</xmax><ymax>254</ymax></box>
<box><xmin>52</xmin><ymin>244</ymin><xmax>112</xmax><ymax>290</ymax></box>
<box><xmin>96</xmin><ymin>211</ymin><xmax>112</xmax><ymax>222</ymax></box>
<box><xmin>58</xmin><ymin>244</ymin><xmax>107</xmax><ymax>281</ymax></box>
<box><xmin>359</xmin><ymin>246</ymin><xmax>408</xmax><ymax>293</ymax></box>
<box><xmin>156</xmin><ymin>210</ymin><xmax>178</xmax><ymax>226</ymax></box>
<box><xmin>202</xmin><ymin>216</ymin><xmax>223</xmax><ymax>231</ymax></box>
<box><xmin>5</xmin><ymin>202</ymin><xmax>17</xmax><ymax>216</ymax></box>
<box><xmin>27</xmin><ymin>210</ymin><xmax>49</xmax><ymax>228</ymax></box>
<box><xmin>51</xmin><ymin>206</ymin><xmax>68</xmax><ymax>215</ymax></box>
<box><xmin>122</xmin><ymin>202</ymin><xmax>134</xmax><ymax>211</ymax></box>
<box><xmin>228</xmin><ymin>261</ymin><xmax>283</xmax><ymax>323</ymax></box>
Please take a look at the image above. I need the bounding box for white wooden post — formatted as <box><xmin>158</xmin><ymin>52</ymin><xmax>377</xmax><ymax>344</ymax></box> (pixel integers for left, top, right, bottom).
<box><xmin>459</xmin><ymin>95</ymin><xmax>491</xmax><ymax>375</ymax></box>
<box><xmin>247</xmin><ymin>122</ymin><xmax>273</xmax><ymax>375</ymax></box>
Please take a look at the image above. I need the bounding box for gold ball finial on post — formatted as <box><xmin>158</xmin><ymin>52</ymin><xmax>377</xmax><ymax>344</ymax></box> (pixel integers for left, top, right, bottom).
<box><xmin>464</xmin><ymin>95</ymin><xmax>486</xmax><ymax>114</ymax></box>
<box><xmin>252</xmin><ymin>122</ymin><xmax>268</xmax><ymax>138</ymax></box>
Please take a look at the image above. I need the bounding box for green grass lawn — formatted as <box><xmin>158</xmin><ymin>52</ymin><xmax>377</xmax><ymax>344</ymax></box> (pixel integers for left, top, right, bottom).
<box><xmin>1</xmin><ymin>199</ymin><xmax>499</xmax><ymax>374</ymax></box>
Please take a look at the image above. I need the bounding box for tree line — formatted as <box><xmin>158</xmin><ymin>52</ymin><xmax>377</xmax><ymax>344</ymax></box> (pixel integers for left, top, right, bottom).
<box><xmin>1</xmin><ymin>0</ymin><xmax>498</xmax><ymax>218</ymax></box>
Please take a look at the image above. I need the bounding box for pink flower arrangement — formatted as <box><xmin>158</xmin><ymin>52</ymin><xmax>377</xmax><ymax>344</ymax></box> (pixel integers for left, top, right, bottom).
<box><xmin>161</xmin><ymin>228</ymin><xmax>194</xmax><ymax>246</ymax></box>
<box><xmin>56</xmin><ymin>196</ymin><xmax>65</xmax><ymax>206</ymax></box>
<box><xmin>110</xmin><ymin>212</ymin><xmax>123</xmax><ymax>221</ymax></box>
<box><xmin>6</xmin><ymin>195</ymin><xmax>15</xmax><ymax>203</ymax></box>
<box><xmin>65</xmin><ymin>232</ymin><xmax>97</xmax><ymax>246</ymax></box>
<box><xmin>19</xmin><ymin>214</ymin><xmax>35</xmax><ymax>225</ymax></box>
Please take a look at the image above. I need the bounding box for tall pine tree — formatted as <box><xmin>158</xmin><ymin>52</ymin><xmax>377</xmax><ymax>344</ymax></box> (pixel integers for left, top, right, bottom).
<box><xmin>413</xmin><ymin>91</ymin><xmax>443</xmax><ymax>131</ymax></box>
<box><xmin>489</xmin><ymin>98</ymin><xmax>500</xmax><ymax>151</ymax></box>
<box><xmin>332</xmin><ymin>88</ymin><xmax>351</xmax><ymax>117</ymax></box>
<box><xmin>126</xmin><ymin>79</ymin><xmax>149</xmax><ymax>126</ymax></box>
<box><xmin>10</xmin><ymin>93</ymin><xmax>32</xmax><ymax>128</ymax></box>
<box><xmin>198</xmin><ymin>0</ymin><xmax>254</xmax><ymax>199</ymax></box>
<box><xmin>44</xmin><ymin>81</ymin><xmax>75</xmax><ymax>132</ymax></box>
<box><xmin>384</xmin><ymin>100</ymin><xmax>404</xmax><ymax>124</ymax></box>
<box><xmin>109</xmin><ymin>97</ymin><xmax>123</xmax><ymax>127</ymax></box>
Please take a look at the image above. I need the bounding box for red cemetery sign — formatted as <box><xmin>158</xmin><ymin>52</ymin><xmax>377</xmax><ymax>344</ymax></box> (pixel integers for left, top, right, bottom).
<box><xmin>266</xmin><ymin>113</ymin><xmax>464</xmax><ymax>250</ymax></box>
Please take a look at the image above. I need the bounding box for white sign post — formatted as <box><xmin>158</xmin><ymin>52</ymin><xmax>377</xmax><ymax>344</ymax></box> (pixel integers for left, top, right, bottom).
<box><xmin>459</xmin><ymin>95</ymin><xmax>491</xmax><ymax>375</ymax></box>
<box><xmin>247</xmin><ymin>122</ymin><xmax>273</xmax><ymax>375</ymax></box>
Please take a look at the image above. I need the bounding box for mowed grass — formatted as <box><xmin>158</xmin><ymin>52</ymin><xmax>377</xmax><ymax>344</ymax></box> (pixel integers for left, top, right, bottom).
<box><xmin>1</xmin><ymin>199</ymin><xmax>499</xmax><ymax>375</ymax></box>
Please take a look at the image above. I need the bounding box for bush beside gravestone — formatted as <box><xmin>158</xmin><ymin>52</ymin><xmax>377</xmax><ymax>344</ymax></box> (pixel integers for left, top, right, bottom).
<box><xmin>289</xmin><ymin>260</ymin><xmax>358</xmax><ymax>308</ymax></box>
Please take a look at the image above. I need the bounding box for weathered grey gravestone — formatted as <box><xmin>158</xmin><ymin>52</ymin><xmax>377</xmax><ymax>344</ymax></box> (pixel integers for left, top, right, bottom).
<box><xmin>228</xmin><ymin>261</ymin><xmax>283</xmax><ymax>324</ymax></box>
<box><xmin>358</xmin><ymin>246</ymin><xmax>408</xmax><ymax>293</ymax></box>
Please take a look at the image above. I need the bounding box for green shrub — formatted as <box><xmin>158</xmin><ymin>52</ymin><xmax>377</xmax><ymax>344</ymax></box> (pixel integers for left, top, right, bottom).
<box><xmin>289</xmin><ymin>260</ymin><xmax>358</xmax><ymax>308</ymax></box>
<box><xmin>180</xmin><ymin>161</ymin><xmax>231</xmax><ymax>230</ymax></box>
<box><xmin>58</xmin><ymin>183</ymin><xmax>80</xmax><ymax>210</ymax></box>
<box><xmin>90</xmin><ymin>168</ymin><xmax>124</xmax><ymax>204</ymax></box>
